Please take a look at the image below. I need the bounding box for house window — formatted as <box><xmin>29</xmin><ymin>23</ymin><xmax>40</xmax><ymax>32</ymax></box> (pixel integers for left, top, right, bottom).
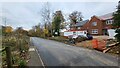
<box><xmin>73</xmin><ymin>32</ymin><xmax>76</xmax><ymax>35</ymax></box>
<box><xmin>92</xmin><ymin>22</ymin><xmax>97</xmax><ymax>26</ymax></box>
<box><xmin>106</xmin><ymin>20</ymin><xmax>113</xmax><ymax>25</ymax></box>
<box><xmin>92</xmin><ymin>29</ymin><xmax>98</xmax><ymax>34</ymax></box>
<box><xmin>78</xmin><ymin>27</ymin><xmax>81</xmax><ymax>29</ymax></box>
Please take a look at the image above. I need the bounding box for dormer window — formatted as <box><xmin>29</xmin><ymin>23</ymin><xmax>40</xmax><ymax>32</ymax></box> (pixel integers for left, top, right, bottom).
<box><xmin>106</xmin><ymin>20</ymin><xmax>113</xmax><ymax>25</ymax></box>
<box><xmin>92</xmin><ymin>22</ymin><xmax>97</xmax><ymax>26</ymax></box>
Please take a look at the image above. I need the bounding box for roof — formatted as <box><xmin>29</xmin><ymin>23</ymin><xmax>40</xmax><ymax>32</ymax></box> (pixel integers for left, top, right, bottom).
<box><xmin>74</xmin><ymin>20</ymin><xmax>89</xmax><ymax>27</ymax></box>
<box><xmin>98</xmin><ymin>13</ymin><xmax>113</xmax><ymax>20</ymax></box>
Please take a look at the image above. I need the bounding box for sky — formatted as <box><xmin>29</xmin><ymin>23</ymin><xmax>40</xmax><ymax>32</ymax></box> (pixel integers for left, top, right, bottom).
<box><xmin>0</xmin><ymin>0</ymin><xmax>119</xmax><ymax>30</ymax></box>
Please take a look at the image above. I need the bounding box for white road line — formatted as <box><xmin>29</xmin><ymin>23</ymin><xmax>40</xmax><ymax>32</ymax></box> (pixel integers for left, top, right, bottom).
<box><xmin>29</xmin><ymin>48</ymin><xmax>35</xmax><ymax>51</ymax></box>
<box><xmin>35</xmin><ymin>48</ymin><xmax>45</xmax><ymax>68</ymax></box>
<box><xmin>66</xmin><ymin>45</ymin><xmax>70</xmax><ymax>46</ymax></box>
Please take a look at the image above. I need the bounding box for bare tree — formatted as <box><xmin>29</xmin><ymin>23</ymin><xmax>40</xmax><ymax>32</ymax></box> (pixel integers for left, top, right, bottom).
<box><xmin>41</xmin><ymin>2</ymin><xmax>51</xmax><ymax>25</ymax></box>
<box><xmin>40</xmin><ymin>2</ymin><xmax>52</xmax><ymax>36</ymax></box>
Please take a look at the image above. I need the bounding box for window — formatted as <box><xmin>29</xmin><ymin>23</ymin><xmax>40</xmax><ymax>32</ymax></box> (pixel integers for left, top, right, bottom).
<box><xmin>92</xmin><ymin>22</ymin><xmax>97</xmax><ymax>26</ymax></box>
<box><xmin>73</xmin><ymin>32</ymin><xmax>76</xmax><ymax>35</ymax></box>
<box><xmin>78</xmin><ymin>27</ymin><xmax>81</xmax><ymax>29</ymax></box>
<box><xmin>106</xmin><ymin>20</ymin><xmax>113</xmax><ymax>25</ymax></box>
<box><xmin>92</xmin><ymin>29</ymin><xmax>98</xmax><ymax>34</ymax></box>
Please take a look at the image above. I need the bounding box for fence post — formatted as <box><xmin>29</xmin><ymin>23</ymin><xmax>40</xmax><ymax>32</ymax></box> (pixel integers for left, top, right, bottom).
<box><xmin>5</xmin><ymin>47</ymin><xmax>12</xmax><ymax>68</ymax></box>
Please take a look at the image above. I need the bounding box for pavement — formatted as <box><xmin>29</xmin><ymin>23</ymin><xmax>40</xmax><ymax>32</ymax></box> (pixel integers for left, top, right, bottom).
<box><xmin>30</xmin><ymin>37</ymin><xmax>119</xmax><ymax>66</ymax></box>
<box><xmin>27</xmin><ymin>45</ymin><xmax>44</xmax><ymax>68</ymax></box>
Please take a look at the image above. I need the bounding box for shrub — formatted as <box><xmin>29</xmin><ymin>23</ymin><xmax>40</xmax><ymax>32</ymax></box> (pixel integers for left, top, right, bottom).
<box><xmin>2</xmin><ymin>37</ymin><xmax>16</xmax><ymax>46</ymax></box>
<box><xmin>18</xmin><ymin>60</ymin><xmax>26</xmax><ymax>68</ymax></box>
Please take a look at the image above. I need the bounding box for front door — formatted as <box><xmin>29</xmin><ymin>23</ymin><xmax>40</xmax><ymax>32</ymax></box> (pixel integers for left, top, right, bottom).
<box><xmin>102</xmin><ymin>29</ymin><xmax>108</xmax><ymax>35</ymax></box>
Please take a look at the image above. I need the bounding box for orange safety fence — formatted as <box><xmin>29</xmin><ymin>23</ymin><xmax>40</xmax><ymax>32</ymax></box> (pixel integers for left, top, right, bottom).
<box><xmin>92</xmin><ymin>39</ymin><xmax>107</xmax><ymax>51</ymax></box>
<box><xmin>92</xmin><ymin>39</ymin><xmax>98</xmax><ymax>49</ymax></box>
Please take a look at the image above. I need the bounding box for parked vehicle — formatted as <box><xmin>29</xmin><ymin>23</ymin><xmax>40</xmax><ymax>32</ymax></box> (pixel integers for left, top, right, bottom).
<box><xmin>64</xmin><ymin>30</ymin><xmax>87</xmax><ymax>38</ymax></box>
<box><xmin>66</xmin><ymin>31</ymin><xmax>93</xmax><ymax>44</ymax></box>
<box><xmin>86</xmin><ymin>33</ymin><xmax>93</xmax><ymax>40</ymax></box>
<box><xmin>68</xmin><ymin>35</ymin><xmax>88</xmax><ymax>43</ymax></box>
<box><xmin>68</xmin><ymin>35</ymin><xmax>76</xmax><ymax>44</ymax></box>
<box><xmin>75</xmin><ymin>35</ymin><xmax>88</xmax><ymax>42</ymax></box>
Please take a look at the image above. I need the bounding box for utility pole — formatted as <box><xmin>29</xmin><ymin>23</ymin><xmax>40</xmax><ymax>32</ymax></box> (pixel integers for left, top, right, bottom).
<box><xmin>4</xmin><ymin>17</ymin><xmax>7</xmax><ymax>27</ymax></box>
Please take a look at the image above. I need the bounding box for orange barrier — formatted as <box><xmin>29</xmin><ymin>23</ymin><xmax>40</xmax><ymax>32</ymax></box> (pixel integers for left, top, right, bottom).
<box><xmin>97</xmin><ymin>40</ymin><xmax>106</xmax><ymax>51</ymax></box>
<box><xmin>92</xmin><ymin>39</ymin><xmax>107</xmax><ymax>51</ymax></box>
<box><xmin>92</xmin><ymin>39</ymin><xmax>98</xmax><ymax>49</ymax></box>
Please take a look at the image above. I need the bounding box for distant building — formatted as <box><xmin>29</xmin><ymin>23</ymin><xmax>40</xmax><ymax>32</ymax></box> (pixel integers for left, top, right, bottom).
<box><xmin>81</xmin><ymin>13</ymin><xmax>114</xmax><ymax>35</ymax></box>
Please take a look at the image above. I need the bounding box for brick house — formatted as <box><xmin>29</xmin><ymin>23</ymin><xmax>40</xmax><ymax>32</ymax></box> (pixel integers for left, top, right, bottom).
<box><xmin>81</xmin><ymin>13</ymin><xmax>114</xmax><ymax>35</ymax></box>
<box><xmin>70</xmin><ymin>20</ymin><xmax>89</xmax><ymax>31</ymax></box>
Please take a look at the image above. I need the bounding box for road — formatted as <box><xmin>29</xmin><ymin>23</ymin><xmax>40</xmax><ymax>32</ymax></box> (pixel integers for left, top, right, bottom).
<box><xmin>30</xmin><ymin>37</ymin><xmax>118</xmax><ymax>66</ymax></box>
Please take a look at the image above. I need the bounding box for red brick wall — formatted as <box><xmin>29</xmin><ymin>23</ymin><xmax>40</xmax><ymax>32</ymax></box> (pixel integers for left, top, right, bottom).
<box><xmin>81</xmin><ymin>16</ymin><xmax>104</xmax><ymax>35</ymax></box>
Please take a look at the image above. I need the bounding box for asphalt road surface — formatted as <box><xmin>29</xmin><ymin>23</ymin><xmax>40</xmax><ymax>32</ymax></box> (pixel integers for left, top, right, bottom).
<box><xmin>30</xmin><ymin>37</ymin><xmax>118</xmax><ymax>66</ymax></box>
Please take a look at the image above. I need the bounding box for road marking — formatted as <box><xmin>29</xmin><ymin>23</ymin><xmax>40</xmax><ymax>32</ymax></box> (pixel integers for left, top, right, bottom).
<box><xmin>66</xmin><ymin>45</ymin><xmax>70</xmax><ymax>46</ymax></box>
<box><xmin>35</xmin><ymin>48</ymin><xmax>45</xmax><ymax>68</ymax></box>
<box><xmin>29</xmin><ymin>48</ymin><xmax>35</xmax><ymax>51</ymax></box>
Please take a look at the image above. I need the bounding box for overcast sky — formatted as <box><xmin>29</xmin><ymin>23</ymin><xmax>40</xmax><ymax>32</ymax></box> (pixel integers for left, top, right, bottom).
<box><xmin>0</xmin><ymin>0</ymin><xmax>119</xmax><ymax>30</ymax></box>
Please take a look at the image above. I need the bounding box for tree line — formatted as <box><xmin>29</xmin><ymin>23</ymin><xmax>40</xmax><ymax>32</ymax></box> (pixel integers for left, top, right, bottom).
<box><xmin>28</xmin><ymin>2</ymin><xmax>83</xmax><ymax>38</ymax></box>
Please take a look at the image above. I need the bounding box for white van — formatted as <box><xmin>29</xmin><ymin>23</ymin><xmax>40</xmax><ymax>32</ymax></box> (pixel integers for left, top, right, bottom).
<box><xmin>64</xmin><ymin>30</ymin><xmax>87</xmax><ymax>38</ymax></box>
